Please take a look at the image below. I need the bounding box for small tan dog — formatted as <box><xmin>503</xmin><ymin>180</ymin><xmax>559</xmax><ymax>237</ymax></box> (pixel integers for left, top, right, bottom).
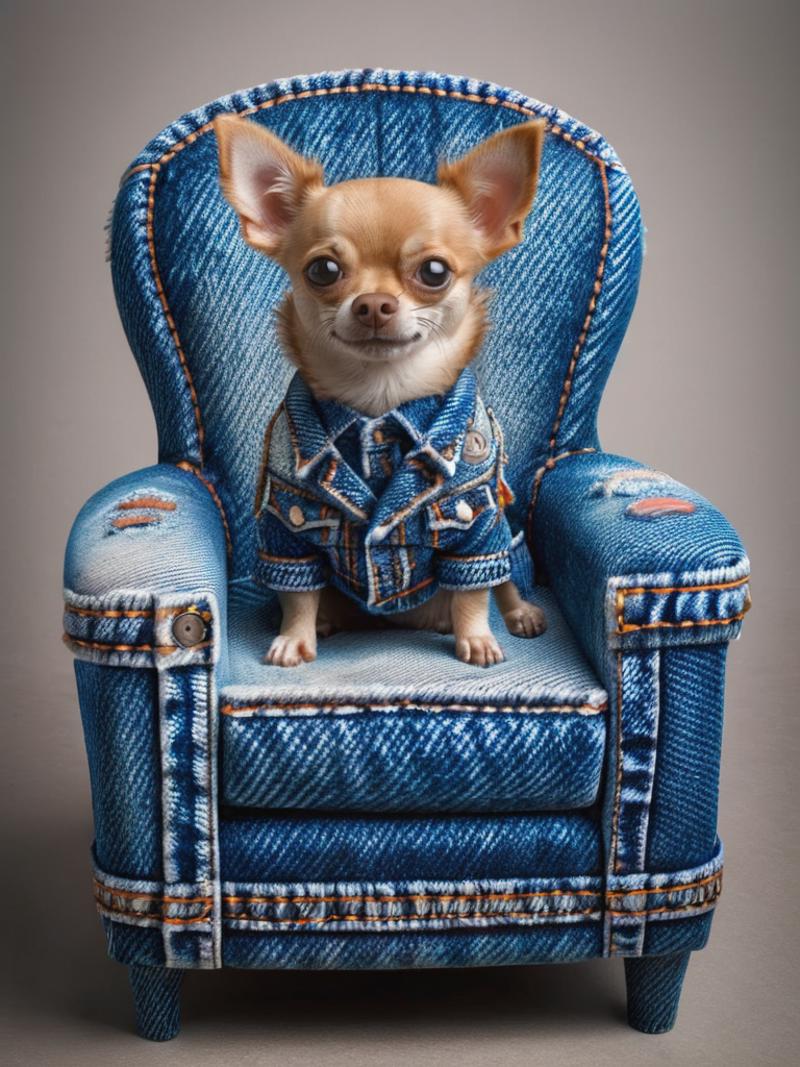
<box><xmin>215</xmin><ymin>114</ymin><xmax>547</xmax><ymax>667</ymax></box>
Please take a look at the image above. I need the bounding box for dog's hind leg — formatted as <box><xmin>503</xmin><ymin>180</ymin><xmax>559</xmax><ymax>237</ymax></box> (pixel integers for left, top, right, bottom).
<box><xmin>493</xmin><ymin>581</ymin><xmax>547</xmax><ymax>638</ymax></box>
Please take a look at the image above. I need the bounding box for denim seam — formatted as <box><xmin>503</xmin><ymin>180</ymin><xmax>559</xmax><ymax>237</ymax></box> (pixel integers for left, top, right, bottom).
<box><xmin>526</xmin><ymin>448</ymin><xmax>597</xmax><ymax>546</ymax></box>
<box><xmin>614</xmin><ymin>575</ymin><xmax>751</xmax><ymax>634</ymax></box>
<box><xmin>175</xmin><ymin>460</ymin><xmax>233</xmax><ymax>556</ymax></box>
<box><xmin>91</xmin><ymin>857</ymin><xmax>722</xmax><ymax>940</ymax></box>
<box><xmin>523</xmin><ymin>153</ymin><xmax>612</xmax><ymax>538</ymax></box>
<box><xmin>145</xmin><ymin>167</ymin><xmax>205</xmax><ymax>458</ymax></box>
<box><xmin>219</xmin><ymin>699</ymin><xmax>607</xmax><ymax>717</ymax></box>
<box><xmin>546</xmin><ymin>164</ymin><xmax>612</xmax><ymax>454</ymax></box>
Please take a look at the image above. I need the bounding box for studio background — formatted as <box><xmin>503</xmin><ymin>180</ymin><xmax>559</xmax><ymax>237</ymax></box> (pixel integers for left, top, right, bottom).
<box><xmin>3</xmin><ymin>1</ymin><xmax>797</xmax><ymax>1063</ymax></box>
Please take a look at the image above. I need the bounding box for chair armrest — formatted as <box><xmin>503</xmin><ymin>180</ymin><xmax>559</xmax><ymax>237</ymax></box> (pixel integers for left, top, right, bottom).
<box><xmin>533</xmin><ymin>451</ymin><xmax>750</xmax><ymax>673</ymax></box>
<box><xmin>63</xmin><ymin>463</ymin><xmax>228</xmax><ymax>673</ymax></box>
<box><xmin>534</xmin><ymin>452</ymin><xmax>749</xmax><ymax>955</ymax></box>
<box><xmin>64</xmin><ymin>463</ymin><xmax>228</xmax><ymax>968</ymax></box>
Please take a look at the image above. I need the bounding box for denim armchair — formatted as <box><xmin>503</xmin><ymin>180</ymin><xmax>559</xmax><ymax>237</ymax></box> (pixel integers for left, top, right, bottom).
<box><xmin>64</xmin><ymin>69</ymin><xmax>750</xmax><ymax>1041</ymax></box>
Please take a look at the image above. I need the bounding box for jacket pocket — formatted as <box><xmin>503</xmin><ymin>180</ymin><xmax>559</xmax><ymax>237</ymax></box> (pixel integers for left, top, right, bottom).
<box><xmin>266</xmin><ymin>477</ymin><xmax>341</xmax><ymax>541</ymax></box>
<box><xmin>427</xmin><ymin>483</ymin><xmax>496</xmax><ymax>532</ymax></box>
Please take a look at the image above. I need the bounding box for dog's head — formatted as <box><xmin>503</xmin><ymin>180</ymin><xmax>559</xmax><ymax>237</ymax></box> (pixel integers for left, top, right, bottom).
<box><xmin>215</xmin><ymin>114</ymin><xmax>544</xmax><ymax>411</ymax></box>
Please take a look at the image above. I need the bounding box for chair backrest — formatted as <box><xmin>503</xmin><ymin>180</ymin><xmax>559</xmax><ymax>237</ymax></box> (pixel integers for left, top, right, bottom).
<box><xmin>110</xmin><ymin>68</ymin><xmax>643</xmax><ymax>579</ymax></box>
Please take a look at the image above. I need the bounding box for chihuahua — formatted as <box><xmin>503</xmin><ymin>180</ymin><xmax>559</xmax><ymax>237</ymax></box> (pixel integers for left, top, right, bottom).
<box><xmin>214</xmin><ymin>114</ymin><xmax>547</xmax><ymax>667</ymax></box>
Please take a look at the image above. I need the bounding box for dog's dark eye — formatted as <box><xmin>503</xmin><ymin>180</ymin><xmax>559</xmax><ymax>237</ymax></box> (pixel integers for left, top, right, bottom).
<box><xmin>305</xmin><ymin>257</ymin><xmax>343</xmax><ymax>287</ymax></box>
<box><xmin>417</xmin><ymin>258</ymin><xmax>451</xmax><ymax>288</ymax></box>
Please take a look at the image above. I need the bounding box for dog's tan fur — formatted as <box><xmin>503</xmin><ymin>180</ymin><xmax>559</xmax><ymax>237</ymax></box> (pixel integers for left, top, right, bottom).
<box><xmin>215</xmin><ymin>115</ymin><xmax>547</xmax><ymax>666</ymax></box>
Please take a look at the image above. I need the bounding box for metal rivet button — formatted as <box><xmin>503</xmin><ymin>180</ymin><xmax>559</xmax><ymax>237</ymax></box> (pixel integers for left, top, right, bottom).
<box><xmin>172</xmin><ymin>611</ymin><xmax>207</xmax><ymax>648</ymax></box>
<box><xmin>288</xmin><ymin>504</ymin><xmax>305</xmax><ymax>527</ymax></box>
<box><xmin>455</xmin><ymin>500</ymin><xmax>474</xmax><ymax>522</ymax></box>
<box><xmin>462</xmin><ymin>429</ymin><xmax>490</xmax><ymax>463</ymax></box>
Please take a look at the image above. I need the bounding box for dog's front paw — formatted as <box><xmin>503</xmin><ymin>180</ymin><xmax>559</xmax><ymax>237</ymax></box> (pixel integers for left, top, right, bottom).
<box><xmin>455</xmin><ymin>633</ymin><xmax>505</xmax><ymax>667</ymax></box>
<box><xmin>503</xmin><ymin>603</ymin><xmax>547</xmax><ymax>638</ymax></box>
<box><xmin>265</xmin><ymin>634</ymin><xmax>317</xmax><ymax>667</ymax></box>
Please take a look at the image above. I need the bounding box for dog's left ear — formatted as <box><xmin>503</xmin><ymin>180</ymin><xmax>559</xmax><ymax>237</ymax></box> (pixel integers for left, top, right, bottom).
<box><xmin>214</xmin><ymin>114</ymin><xmax>324</xmax><ymax>256</ymax></box>
<box><xmin>438</xmin><ymin>120</ymin><xmax>545</xmax><ymax>260</ymax></box>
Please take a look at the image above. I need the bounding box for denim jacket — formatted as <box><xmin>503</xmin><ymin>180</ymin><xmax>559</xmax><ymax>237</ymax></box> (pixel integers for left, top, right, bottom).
<box><xmin>254</xmin><ymin>368</ymin><xmax>514</xmax><ymax>614</ymax></box>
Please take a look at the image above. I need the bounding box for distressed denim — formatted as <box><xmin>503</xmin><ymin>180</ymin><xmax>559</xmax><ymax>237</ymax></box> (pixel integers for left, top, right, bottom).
<box><xmin>256</xmin><ymin>368</ymin><xmax>513</xmax><ymax>611</ymax></box>
<box><xmin>64</xmin><ymin>67</ymin><xmax>748</xmax><ymax>1029</ymax></box>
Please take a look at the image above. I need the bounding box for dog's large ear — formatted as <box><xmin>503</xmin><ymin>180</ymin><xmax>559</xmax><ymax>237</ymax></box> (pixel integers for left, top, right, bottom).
<box><xmin>438</xmin><ymin>120</ymin><xmax>545</xmax><ymax>260</ymax></box>
<box><xmin>214</xmin><ymin>115</ymin><xmax>324</xmax><ymax>256</ymax></box>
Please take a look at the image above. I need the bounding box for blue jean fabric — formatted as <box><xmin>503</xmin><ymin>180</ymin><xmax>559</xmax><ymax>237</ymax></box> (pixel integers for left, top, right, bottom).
<box><xmin>64</xmin><ymin>69</ymin><xmax>748</xmax><ymax>982</ymax></box>
<box><xmin>256</xmin><ymin>368</ymin><xmax>514</xmax><ymax>611</ymax></box>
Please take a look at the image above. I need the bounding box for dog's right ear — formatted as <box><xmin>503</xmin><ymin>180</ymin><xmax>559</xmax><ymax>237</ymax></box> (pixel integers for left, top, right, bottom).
<box><xmin>214</xmin><ymin>115</ymin><xmax>324</xmax><ymax>256</ymax></box>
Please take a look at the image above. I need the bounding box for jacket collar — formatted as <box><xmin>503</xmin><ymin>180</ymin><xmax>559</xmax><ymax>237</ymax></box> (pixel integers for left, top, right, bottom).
<box><xmin>282</xmin><ymin>369</ymin><xmax>479</xmax><ymax>529</ymax></box>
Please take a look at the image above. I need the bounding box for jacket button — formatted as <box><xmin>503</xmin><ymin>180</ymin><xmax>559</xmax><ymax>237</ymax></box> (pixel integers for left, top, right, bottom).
<box><xmin>455</xmin><ymin>500</ymin><xmax>474</xmax><ymax>522</ymax></box>
<box><xmin>172</xmin><ymin>611</ymin><xmax>207</xmax><ymax>648</ymax></box>
<box><xmin>288</xmin><ymin>504</ymin><xmax>305</xmax><ymax>526</ymax></box>
<box><xmin>463</xmin><ymin>429</ymin><xmax>490</xmax><ymax>463</ymax></box>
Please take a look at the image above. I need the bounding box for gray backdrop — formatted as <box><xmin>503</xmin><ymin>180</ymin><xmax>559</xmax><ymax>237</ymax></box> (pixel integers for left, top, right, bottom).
<box><xmin>3</xmin><ymin>1</ymin><xmax>798</xmax><ymax>1063</ymax></box>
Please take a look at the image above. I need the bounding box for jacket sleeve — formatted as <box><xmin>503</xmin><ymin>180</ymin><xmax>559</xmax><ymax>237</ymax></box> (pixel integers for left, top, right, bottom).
<box><xmin>434</xmin><ymin>496</ymin><xmax>513</xmax><ymax>590</ymax></box>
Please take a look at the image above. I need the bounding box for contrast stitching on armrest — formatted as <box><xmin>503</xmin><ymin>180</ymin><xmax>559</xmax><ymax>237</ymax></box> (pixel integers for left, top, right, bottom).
<box><xmin>175</xmin><ymin>460</ymin><xmax>233</xmax><ymax>556</ymax></box>
<box><xmin>610</xmin><ymin>650</ymin><xmax>624</xmax><ymax>879</ymax></box>
<box><xmin>616</xmin><ymin>611</ymin><xmax>749</xmax><ymax>637</ymax></box>
<box><xmin>614</xmin><ymin>574</ymin><xmax>751</xmax><ymax>635</ymax></box>
<box><xmin>64</xmin><ymin>605</ymin><xmax>152</xmax><ymax>619</ymax></box>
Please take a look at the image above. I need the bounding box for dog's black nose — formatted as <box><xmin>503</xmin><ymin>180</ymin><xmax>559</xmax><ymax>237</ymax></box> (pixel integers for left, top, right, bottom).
<box><xmin>351</xmin><ymin>292</ymin><xmax>399</xmax><ymax>329</ymax></box>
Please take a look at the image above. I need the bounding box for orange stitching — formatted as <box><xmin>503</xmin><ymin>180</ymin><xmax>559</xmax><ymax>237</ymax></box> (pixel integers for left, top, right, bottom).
<box><xmin>258</xmin><ymin>549</ymin><xmax>319</xmax><ymax>565</ymax></box>
<box><xmin>526</xmin><ymin>448</ymin><xmax>597</xmax><ymax>545</ymax></box>
<box><xmin>224</xmin><ymin>887</ymin><xmax>601</xmax><ymax>906</ymax></box>
<box><xmin>154</xmin><ymin>605</ymin><xmax>212</xmax><ymax>620</ymax></box>
<box><xmin>607</xmin><ymin>893</ymin><xmax>721</xmax><ymax>919</ymax></box>
<box><xmin>222</xmin><ymin>905</ymin><xmax>601</xmax><ymax>925</ymax></box>
<box><xmin>64</xmin><ymin>635</ymin><xmax>154</xmax><ymax>653</ymax></box>
<box><xmin>111</xmin><ymin>514</ymin><xmax>161</xmax><ymax>529</ymax></box>
<box><xmin>548</xmin><ymin>162</ymin><xmax>611</xmax><ymax>452</ymax></box>
<box><xmin>96</xmin><ymin>901</ymin><xmax>212</xmax><ymax>926</ymax></box>
<box><xmin>617</xmin><ymin>611</ymin><xmax>749</xmax><ymax>636</ymax></box>
<box><xmin>93</xmin><ymin>879</ymin><xmax>212</xmax><ymax>905</ymax></box>
<box><xmin>64</xmin><ymin>634</ymin><xmax>194</xmax><ymax>655</ymax></box>
<box><xmin>175</xmin><ymin>460</ymin><xmax>233</xmax><ymax>557</ymax></box>
<box><xmin>611</xmin><ymin>649</ymin><xmax>624</xmax><ymax>876</ymax></box>
<box><xmin>254</xmin><ymin>405</ymin><xmax>283</xmax><ymax>517</ymax></box>
<box><xmin>93</xmin><ymin>869</ymin><xmax>720</xmax><ymax>916</ymax></box>
<box><xmin>220</xmin><ymin>697</ymin><xmax>607</xmax><ymax>715</ymax></box>
<box><xmin>117</xmin><ymin>497</ymin><xmax>177</xmax><ymax>511</ymax></box>
<box><xmin>270</xmin><ymin>471</ymin><xmax>330</xmax><ymax>503</ymax></box>
<box><xmin>64</xmin><ymin>605</ymin><xmax>152</xmax><ymax>619</ymax></box>
<box><xmin>123</xmin><ymin>83</ymin><xmax>618</xmax><ymax>183</ymax></box>
<box><xmin>372</xmin><ymin>575</ymin><xmax>435</xmax><ymax>606</ymax></box>
<box><xmin>320</xmin><ymin>458</ymin><xmax>370</xmax><ymax>520</ymax></box>
<box><xmin>525</xmin><ymin>162</ymin><xmax>611</xmax><ymax>533</ymax></box>
<box><xmin>606</xmin><ymin>870</ymin><xmax>722</xmax><ymax>900</ymax></box>
<box><xmin>146</xmin><ymin>166</ymin><xmax>205</xmax><ymax>457</ymax></box>
<box><xmin>614</xmin><ymin>576</ymin><xmax>750</xmax><ymax>634</ymax></box>
<box><xmin>618</xmin><ymin>575</ymin><xmax>749</xmax><ymax>598</ymax></box>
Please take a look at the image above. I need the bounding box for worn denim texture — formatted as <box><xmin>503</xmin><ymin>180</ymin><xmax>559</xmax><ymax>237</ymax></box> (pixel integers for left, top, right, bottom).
<box><xmin>256</xmin><ymin>368</ymin><xmax>514</xmax><ymax>611</ymax></box>
<box><xmin>65</xmin><ymin>68</ymin><xmax>749</xmax><ymax>1024</ymax></box>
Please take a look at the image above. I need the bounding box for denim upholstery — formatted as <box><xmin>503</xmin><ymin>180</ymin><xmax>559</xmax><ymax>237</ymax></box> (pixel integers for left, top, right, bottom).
<box><xmin>64</xmin><ymin>68</ymin><xmax>749</xmax><ymax>1036</ymax></box>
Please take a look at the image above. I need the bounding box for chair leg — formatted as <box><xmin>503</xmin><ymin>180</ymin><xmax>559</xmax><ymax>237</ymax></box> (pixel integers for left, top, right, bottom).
<box><xmin>128</xmin><ymin>964</ymin><xmax>184</xmax><ymax>1041</ymax></box>
<box><xmin>624</xmin><ymin>951</ymin><xmax>691</xmax><ymax>1034</ymax></box>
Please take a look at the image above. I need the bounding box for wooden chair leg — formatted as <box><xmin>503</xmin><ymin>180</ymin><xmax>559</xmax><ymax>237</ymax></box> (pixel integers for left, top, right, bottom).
<box><xmin>128</xmin><ymin>964</ymin><xmax>184</xmax><ymax>1041</ymax></box>
<box><xmin>624</xmin><ymin>951</ymin><xmax>691</xmax><ymax>1034</ymax></box>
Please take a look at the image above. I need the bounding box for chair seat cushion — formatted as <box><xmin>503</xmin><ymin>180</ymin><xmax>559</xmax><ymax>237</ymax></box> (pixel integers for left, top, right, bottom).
<box><xmin>220</xmin><ymin>586</ymin><xmax>608</xmax><ymax>813</ymax></box>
